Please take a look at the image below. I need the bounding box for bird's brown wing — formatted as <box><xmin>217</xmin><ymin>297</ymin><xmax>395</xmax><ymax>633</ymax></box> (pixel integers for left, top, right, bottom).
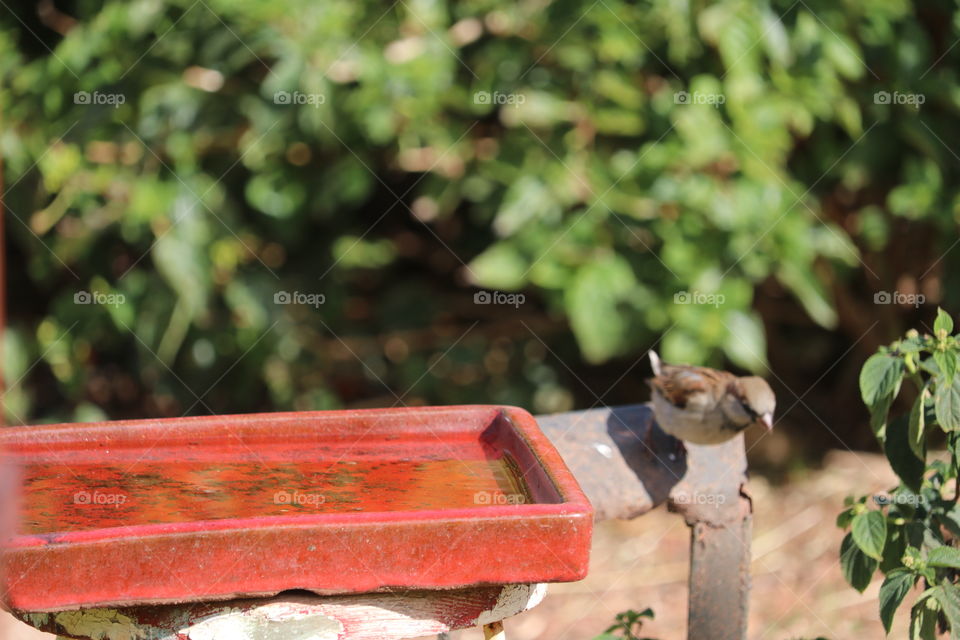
<box><xmin>648</xmin><ymin>364</ymin><xmax>735</xmax><ymax>408</ymax></box>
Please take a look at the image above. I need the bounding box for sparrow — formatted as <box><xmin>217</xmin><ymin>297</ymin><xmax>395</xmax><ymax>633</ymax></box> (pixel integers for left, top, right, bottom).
<box><xmin>647</xmin><ymin>351</ymin><xmax>775</xmax><ymax>445</ymax></box>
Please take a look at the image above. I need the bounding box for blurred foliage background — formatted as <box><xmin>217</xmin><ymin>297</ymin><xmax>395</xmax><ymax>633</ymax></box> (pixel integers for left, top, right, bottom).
<box><xmin>0</xmin><ymin>0</ymin><xmax>957</xmax><ymax>457</ymax></box>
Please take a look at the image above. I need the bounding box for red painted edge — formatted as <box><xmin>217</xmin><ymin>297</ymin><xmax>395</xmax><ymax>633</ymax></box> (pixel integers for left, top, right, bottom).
<box><xmin>1</xmin><ymin>405</ymin><xmax>593</xmax><ymax>611</ymax></box>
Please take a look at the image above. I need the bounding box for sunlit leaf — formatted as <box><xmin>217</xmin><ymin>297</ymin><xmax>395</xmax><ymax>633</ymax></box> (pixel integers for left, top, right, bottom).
<box><xmin>852</xmin><ymin>510</ymin><xmax>887</xmax><ymax>560</ymax></box>
<box><xmin>840</xmin><ymin>532</ymin><xmax>878</xmax><ymax>592</ymax></box>
<box><xmin>880</xmin><ymin>569</ymin><xmax>914</xmax><ymax>634</ymax></box>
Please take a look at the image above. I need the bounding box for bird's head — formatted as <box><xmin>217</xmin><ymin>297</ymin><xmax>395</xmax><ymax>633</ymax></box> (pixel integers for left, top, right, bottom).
<box><xmin>721</xmin><ymin>376</ymin><xmax>776</xmax><ymax>431</ymax></box>
<box><xmin>738</xmin><ymin>376</ymin><xmax>776</xmax><ymax>430</ymax></box>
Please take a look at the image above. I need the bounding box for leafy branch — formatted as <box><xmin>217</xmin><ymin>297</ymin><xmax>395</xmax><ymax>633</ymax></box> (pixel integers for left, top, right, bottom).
<box><xmin>839</xmin><ymin>309</ymin><xmax>960</xmax><ymax>637</ymax></box>
<box><xmin>593</xmin><ymin>609</ymin><xmax>658</xmax><ymax>640</ymax></box>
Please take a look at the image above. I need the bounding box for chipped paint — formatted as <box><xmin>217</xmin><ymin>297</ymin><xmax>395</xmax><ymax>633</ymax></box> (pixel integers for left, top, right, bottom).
<box><xmin>53</xmin><ymin>608</ymin><xmax>154</xmax><ymax>640</ymax></box>
<box><xmin>475</xmin><ymin>583</ymin><xmax>547</xmax><ymax>626</ymax></box>
<box><xmin>16</xmin><ymin>584</ymin><xmax>546</xmax><ymax>639</ymax></box>
<box><xmin>185</xmin><ymin>603</ymin><xmax>343</xmax><ymax>640</ymax></box>
<box><xmin>24</xmin><ymin>612</ymin><xmax>50</xmax><ymax>629</ymax></box>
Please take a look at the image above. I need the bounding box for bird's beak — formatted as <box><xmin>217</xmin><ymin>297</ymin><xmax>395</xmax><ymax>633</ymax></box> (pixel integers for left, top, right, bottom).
<box><xmin>760</xmin><ymin>413</ymin><xmax>774</xmax><ymax>431</ymax></box>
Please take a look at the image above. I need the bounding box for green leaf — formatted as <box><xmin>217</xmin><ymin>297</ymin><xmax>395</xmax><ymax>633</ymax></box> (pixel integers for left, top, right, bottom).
<box><xmin>880</xmin><ymin>569</ymin><xmax>915</xmax><ymax>634</ymax></box>
<box><xmin>881</xmin><ymin>526</ymin><xmax>908</xmax><ymax>574</ymax></box>
<box><xmin>910</xmin><ymin>592</ymin><xmax>938</xmax><ymax>640</ymax></box>
<box><xmin>908</xmin><ymin>390</ymin><xmax>928</xmax><ymax>460</ymax></box>
<box><xmin>942</xmin><ymin>506</ymin><xmax>960</xmax><ymax>539</ymax></box>
<box><xmin>467</xmin><ymin>243</ymin><xmax>529</xmax><ymax>291</ymax></box>
<box><xmin>776</xmin><ymin>261</ymin><xmax>837</xmax><ymax>328</ymax></box>
<box><xmin>836</xmin><ymin>508</ymin><xmax>855</xmax><ymax>529</ymax></box>
<box><xmin>871</xmin><ymin>393</ymin><xmax>896</xmax><ymax>440</ymax></box>
<box><xmin>899</xmin><ymin>337</ymin><xmax>925</xmax><ymax>354</ymax></box>
<box><xmin>933</xmin><ymin>582</ymin><xmax>960</xmax><ymax>639</ymax></box>
<box><xmin>565</xmin><ymin>254</ymin><xmax>638</xmax><ymax>363</ymax></box>
<box><xmin>722</xmin><ymin>310</ymin><xmax>768</xmax><ymax>372</ymax></box>
<box><xmin>927</xmin><ymin>546</ymin><xmax>960</xmax><ymax>569</ymax></box>
<box><xmin>935</xmin><ymin>308</ymin><xmax>955</xmax><ymax>335</ymax></box>
<box><xmin>885</xmin><ymin>415</ymin><xmax>925</xmax><ymax>491</ymax></box>
<box><xmin>492</xmin><ymin>176</ymin><xmax>561</xmax><ymax>237</ymax></box>
<box><xmin>949</xmin><ymin>434</ymin><xmax>960</xmax><ymax>476</ymax></box>
<box><xmin>920</xmin><ymin>356</ymin><xmax>941</xmax><ymax>376</ymax></box>
<box><xmin>936</xmin><ymin>376</ymin><xmax>960</xmax><ymax>432</ymax></box>
<box><xmin>861</xmin><ymin>353</ymin><xmax>905</xmax><ymax>406</ymax></box>
<box><xmin>923</xmin><ymin>526</ymin><xmax>946</xmax><ymax>550</ymax></box>
<box><xmin>852</xmin><ymin>510</ymin><xmax>887</xmax><ymax>560</ymax></box>
<box><xmin>860</xmin><ymin>353</ymin><xmax>904</xmax><ymax>439</ymax></box>
<box><xmin>841</xmin><ymin>532</ymin><xmax>878</xmax><ymax>592</ymax></box>
<box><xmin>824</xmin><ymin>31</ymin><xmax>866</xmax><ymax>80</ymax></box>
<box><xmin>904</xmin><ymin>544</ymin><xmax>925</xmax><ymax>566</ymax></box>
<box><xmin>152</xmin><ymin>197</ymin><xmax>212</xmax><ymax>363</ymax></box>
<box><xmin>937</xmin><ymin>511</ymin><xmax>960</xmax><ymax>541</ymax></box>
<box><xmin>935</xmin><ymin>350</ymin><xmax>958</xmax><ymax>385</ymax></box>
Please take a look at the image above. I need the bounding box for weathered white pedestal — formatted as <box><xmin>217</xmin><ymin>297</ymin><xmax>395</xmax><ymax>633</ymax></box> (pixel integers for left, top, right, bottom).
<box><xmin>15</xmin><ymin>583</ymin><xmax>545</xmax><ymax>640</ymax></box>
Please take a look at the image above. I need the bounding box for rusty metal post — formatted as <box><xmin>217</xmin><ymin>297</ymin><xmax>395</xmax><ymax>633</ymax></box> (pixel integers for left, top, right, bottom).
<box><xmin>686</xmin><ymin>516</ymin><xmax>751</xmax><ymax>639</ymax></box>
<box><xmin>537</xmin><ymin>404</ymin><xmax>751</xmax><ymax>640</ymax></box>
<box><xmin>668</xmin><ymin>434</ymin><xmax>751</xmax><ymax>640</ymax></box>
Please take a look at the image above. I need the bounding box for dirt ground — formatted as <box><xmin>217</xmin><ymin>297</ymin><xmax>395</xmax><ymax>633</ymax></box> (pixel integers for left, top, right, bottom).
<box><xmin>1</xmin><ymin>450</ymin><xmax>908</xmax><ymax>640</ymax></box>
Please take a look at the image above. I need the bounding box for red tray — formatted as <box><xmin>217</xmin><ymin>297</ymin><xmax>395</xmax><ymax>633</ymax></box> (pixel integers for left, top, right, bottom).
<box><xmin>0</xmin><ymin>405</ymin><xmax>592</xmax><ymax>612</ymax></box>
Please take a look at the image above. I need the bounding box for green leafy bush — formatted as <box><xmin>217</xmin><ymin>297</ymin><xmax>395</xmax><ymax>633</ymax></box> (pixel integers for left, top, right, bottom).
<box><xmin>2</xmin><ymin>1</ymin><xmax>960</xmax><ymax>420</ymax></box>
<box><xmin>839</xmin><ymin>309</ymin><xmax>960</xmax><ymax>636</ymax></box>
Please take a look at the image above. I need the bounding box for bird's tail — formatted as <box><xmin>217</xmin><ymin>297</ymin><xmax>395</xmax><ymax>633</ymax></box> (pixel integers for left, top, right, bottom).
<box><xmin>648</xmin><ymin>350</ymin><xmax>662</xmax><ymax>376</ymax></box>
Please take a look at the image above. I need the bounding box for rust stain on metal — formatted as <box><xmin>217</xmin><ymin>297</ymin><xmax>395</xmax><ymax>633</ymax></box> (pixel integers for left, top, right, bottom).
<box><xmin>536</xmin><ymin>404</ymin><xmax>686</xmax><ymax>521</ymax></box>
